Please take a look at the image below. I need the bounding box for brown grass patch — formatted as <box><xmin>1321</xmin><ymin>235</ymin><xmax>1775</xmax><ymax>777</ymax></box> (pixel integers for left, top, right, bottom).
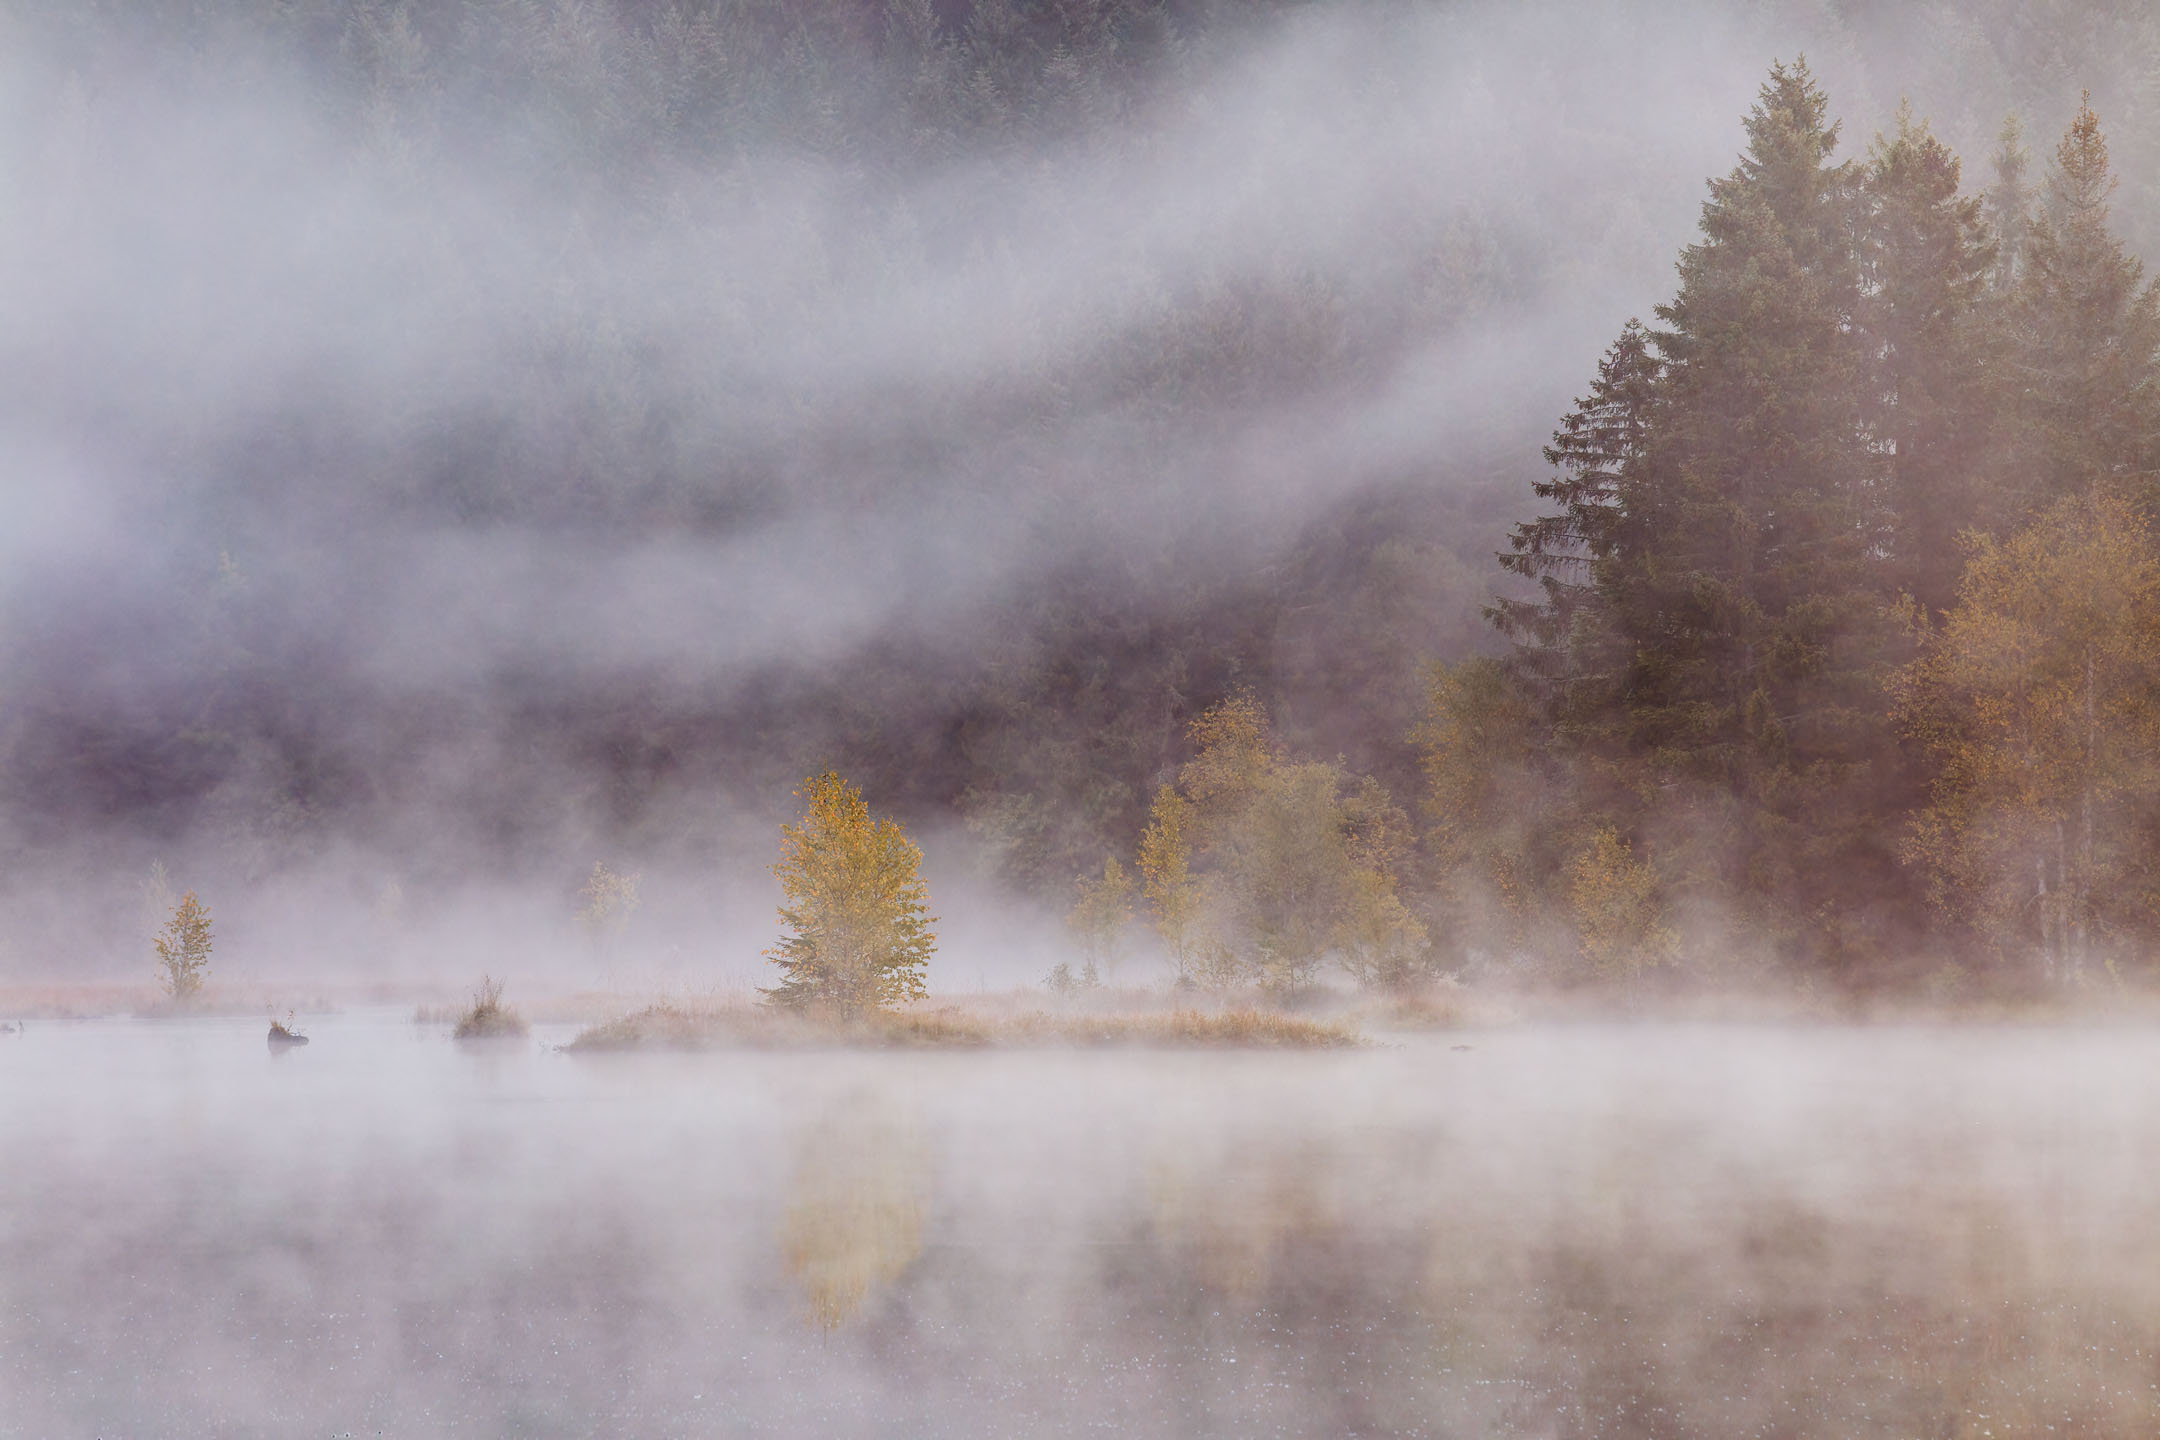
<box><xmin>567</xmin><ymin>1002</ymin><xmax>1357</xmax><ymax>1051</ymax></box>
<box><xmin>1345</xmin><ymin>978</ymin><xmax>1516</xmax><ymax>1031</ymax></box>
<box><xmin>566</xmin><ymin>1002</ymin><xmax>994</xmax><ymax>1050</ymax></box>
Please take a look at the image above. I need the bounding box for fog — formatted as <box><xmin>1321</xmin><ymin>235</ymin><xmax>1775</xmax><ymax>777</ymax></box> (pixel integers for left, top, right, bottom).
<box><xmin>5</xmin><ymin>0</ymin><xmax>2154</xmax><ymax>983</ymax></box>
<box><xmin>6</xmin><ymin>1019</ymin><xmax>2158</xmax><ymax>1436</ymax></box>
<box><xmin>9</xmin><ymin>6</ymin><xmax>2160</xmax><ymax>1426</ymax></box>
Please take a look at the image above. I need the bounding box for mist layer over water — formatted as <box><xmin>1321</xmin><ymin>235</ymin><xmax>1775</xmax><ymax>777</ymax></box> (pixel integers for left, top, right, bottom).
<box><xmin>4</xmin><ymin>1020</ymin><xmax>2156</xmax><ymax>1436</ymax></box>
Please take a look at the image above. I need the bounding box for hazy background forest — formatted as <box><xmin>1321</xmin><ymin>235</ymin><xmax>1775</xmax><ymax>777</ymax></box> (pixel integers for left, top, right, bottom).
<box><xmin>6</xmin><ymin>0</ymin><xmax>2160</xmax><ymax>998</ymax></box>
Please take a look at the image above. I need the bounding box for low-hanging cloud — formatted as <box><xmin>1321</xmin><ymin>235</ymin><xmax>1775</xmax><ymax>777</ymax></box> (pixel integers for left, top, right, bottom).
<box><xmin>3</xmin><ymin>0</ymin><xmax>2155</xmax><ymax>976</ymax></box>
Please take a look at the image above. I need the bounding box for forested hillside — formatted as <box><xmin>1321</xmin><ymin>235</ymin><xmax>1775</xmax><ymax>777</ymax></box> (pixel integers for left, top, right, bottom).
<box><xmin>4</xmin><ymin>0</ymin><xmax>2160</xmax><ymax>990</ymax></box>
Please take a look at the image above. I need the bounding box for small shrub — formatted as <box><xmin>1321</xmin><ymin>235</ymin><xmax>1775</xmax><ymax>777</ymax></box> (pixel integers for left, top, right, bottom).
<box><xmin>1044</xmin><ymin>960</ymin><xmax>1100</xmax><ymax>998</ymax></box>
<box><xmin>453</xmin><ymin>975</ymin><xmax>528</xmax><ymax>1038</ymax></box>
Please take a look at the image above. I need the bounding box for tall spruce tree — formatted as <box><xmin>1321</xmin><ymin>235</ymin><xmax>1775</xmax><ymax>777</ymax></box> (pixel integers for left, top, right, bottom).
<box><xmin>1498</xmin><ymin>62</ymin><xmax>1932</xmax><ymax>975</ymax></box>
<box><xmin>1983</xmin><ymin>114</ymin><xmax>2032</xmax><ymax>295</ymax></box>
<box><xmin>2009</xmin><ymin>97</ymin><xmax>2160</xmax><ymax>512</ymax></box>
<box><xmin>1491</xmin><ymin>318</ymin><xmax>1661</xmax><ymax>677</ymax></box>
<box><xmin>1862</xmin><ymin>105</ymin><xmax>1999</xmax><ymax>616</ymax></box>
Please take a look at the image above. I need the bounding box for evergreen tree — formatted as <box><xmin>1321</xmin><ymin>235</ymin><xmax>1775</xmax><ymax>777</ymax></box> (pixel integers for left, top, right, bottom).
<box><xmin>1610</xmin><ymin>62</ymin><xmax>1888</xmax><ymax>948</ymax></box>
<box><xmin>2008</xmin><ymin>97</ymin><xmax>2160</xmax><ymax>513</ymax></box>
<box><xmin>1494</xmin><ymin>62</ymin><xmax>1929</xmax><ymax>974</ymax></box>
<box><xmin>1983</xmin><ymin>114</ymin><xmax>2031</xmax><ymax>296</ymax></box>
<box><xmin>1491</xmin><ymin>319</ymin><xmax>1661</xmax><ymax>674</ymax></box>
<box><xmin>1861</xmin><ymin>104</ymin><xmax>1999</xmax><ymax>615</ymax></box>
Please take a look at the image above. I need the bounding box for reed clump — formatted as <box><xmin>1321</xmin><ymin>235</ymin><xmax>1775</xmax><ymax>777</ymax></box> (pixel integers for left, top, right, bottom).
<box><xmin>452</xmin><ymin>975</ymin><xmax>527</xmax><ymax>1039</ymax></box>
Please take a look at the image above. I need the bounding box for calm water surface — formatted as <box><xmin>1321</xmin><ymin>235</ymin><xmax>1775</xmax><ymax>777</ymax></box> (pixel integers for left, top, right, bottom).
<box><xmin>4</xmin><ymin>1014</ymin><xmax>2157</xmax><ymax>1437</ymax></box>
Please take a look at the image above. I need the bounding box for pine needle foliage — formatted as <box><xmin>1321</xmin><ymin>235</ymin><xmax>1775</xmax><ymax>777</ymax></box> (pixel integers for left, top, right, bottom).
<box><xmin>153</xmin><ymin>890</ymin><xmax>212</xmax><ymax>1000</ymax></box>
<box><xmin>763</xmin><ymin>772</ymin><xmax>937</xmax><ymax>1015</ymax></box>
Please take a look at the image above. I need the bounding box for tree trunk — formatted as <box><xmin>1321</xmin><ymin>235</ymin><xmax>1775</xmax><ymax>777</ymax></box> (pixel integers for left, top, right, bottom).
<box><xmin>2078</xmin><ymin>646</ymin><xmax>2096</xmax><ymax>983</ymax></box>
<box><xmin>2057</xmin><ymin>818</ymin><xmax>2075</xmax><ymax>984</ymax></box>
<box><xmin>2036</xmin><ymin>851</ymin><xmax>2055</xmax><ymax>982</ymax></box>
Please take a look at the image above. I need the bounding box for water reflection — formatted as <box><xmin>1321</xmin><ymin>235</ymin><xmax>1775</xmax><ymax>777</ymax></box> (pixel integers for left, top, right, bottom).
<box><xmin>779</xmin><ymin>1093</ymin><xmax>928</xmax><ymax>1330</ymax></box>
<box><xmin>8</xmin><ymin>1025</ymin><xmax>2160</xmax><ymax>1436</ymax></box>
<box><xmin>1148</xmin><ymin>1139</ymin><xmax>1338</xmax><ymax>1304</ymax></box>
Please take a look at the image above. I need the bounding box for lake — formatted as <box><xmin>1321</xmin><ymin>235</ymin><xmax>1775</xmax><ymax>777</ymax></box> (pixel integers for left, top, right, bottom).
<box><xmin>4</xmin><ymin>1014</ymin><xmax>2156</xmax><ymax>1436</ymax></box>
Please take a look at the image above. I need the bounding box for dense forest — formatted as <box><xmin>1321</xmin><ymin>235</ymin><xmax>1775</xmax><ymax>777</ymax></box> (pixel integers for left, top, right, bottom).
<box><xmin>4</xmin><ymin>0</ymin><xmax>2160</xmax><ymax>993</ymax></box>
<box><xmin>1464</xmin><ymin>69</ymin><xmax>2160</xmax><ymax>993</ymax></box>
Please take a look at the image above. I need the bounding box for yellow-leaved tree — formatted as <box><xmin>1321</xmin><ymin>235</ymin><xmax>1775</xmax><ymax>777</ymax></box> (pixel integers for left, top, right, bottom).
<box><xmin>154</xmin><ymin>890</ymin><xmax>213</xmax><ymax>1000</ymax></box>
<box><xmin>1892</xmin><ymin>492</ymin><xmax>2160</xmax><ymax>981</ymax></box>
<box><xmin>1410</xmin><ymin>657</ymin><xmax>1543</xmax><ymax>957</ymax></box>
<box><xmin>1566</xmin><ymin>827</ymin><xmax>1677</xmax><ymax>982</ymax></box>
<box><xmin>1137</xmin><ymin>787</ymin><xmax>1203</xmax><ymax>983</ymax></box>
<box><xmin>577</xmin><ymin>861</ymin><xmax>641</xmax><ymax>979</ymax></box>
<box><xmin>1135</xmin><ymin>694</ymin><xmax>1428</xmax><ymax>995</ymax></box>
<box><xmin>1064</xmin><ymin>855</ymin><xmax>1135</xmax><ymax>983</ymax></box>
<box><xmin>763</xmin><ymin>772</ymin><xmax>937</xmax><ymax>1014</ymax></box>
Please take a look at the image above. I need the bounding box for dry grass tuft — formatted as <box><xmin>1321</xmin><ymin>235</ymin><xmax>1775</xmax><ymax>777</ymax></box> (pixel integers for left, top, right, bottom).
<box><xmin>452</xmin><ymin>975</ymin><xmax>528</xmax><ymax>1039</ymax></box>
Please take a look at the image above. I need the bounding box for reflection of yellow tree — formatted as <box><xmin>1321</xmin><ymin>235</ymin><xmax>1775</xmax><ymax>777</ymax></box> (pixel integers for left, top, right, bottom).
<box><xmin>1149</xmin><ymin>1142</ymin><xmax>1334</xmax><ymax>1304</ymax></box>
<box><xmin>779</xmin><ymin>1101</ymin><xmax>928</xmax><ymax>1330</ymax></box>
<box><xmin>1893</xmin><ymin>493</ymin><xmax>2160</xmax><ymax>980</ymax></box>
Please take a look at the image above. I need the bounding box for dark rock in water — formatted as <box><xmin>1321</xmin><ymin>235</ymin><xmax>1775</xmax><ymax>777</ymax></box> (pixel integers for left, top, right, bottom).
<box><xmin>267</xmin><ymin>1023</ymin><xmax>309</xmax><ymax>1046</ymax></box>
